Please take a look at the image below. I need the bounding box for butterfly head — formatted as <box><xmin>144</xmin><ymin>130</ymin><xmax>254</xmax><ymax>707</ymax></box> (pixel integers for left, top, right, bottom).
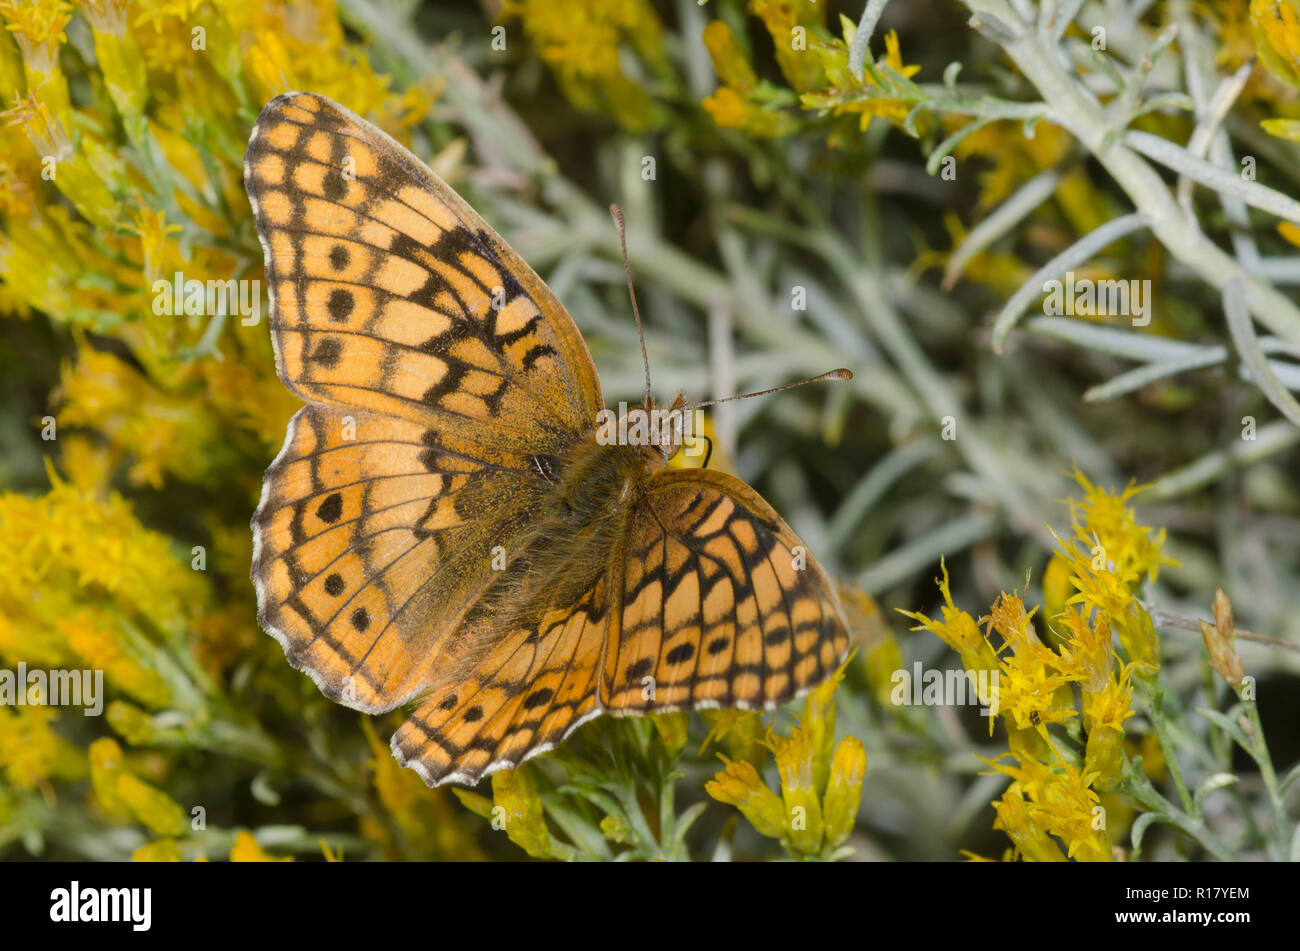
<box><xmin>651</xmin><ymin>391</ymin><xmax>691</xmax><ymax>463</ymax></box>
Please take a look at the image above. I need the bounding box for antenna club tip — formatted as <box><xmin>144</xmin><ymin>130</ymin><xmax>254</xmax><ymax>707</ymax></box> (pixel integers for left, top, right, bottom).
<box><xmin>830</xmin><ymin>368</ymin><xmax>853</xmax><ymax>381</ymax></box>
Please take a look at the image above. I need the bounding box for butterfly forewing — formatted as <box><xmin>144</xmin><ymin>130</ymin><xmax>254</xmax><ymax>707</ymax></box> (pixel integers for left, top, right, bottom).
<box><xmin>244</xmin><ymin>91</ymin><xmax>601</xmax><ymax>451</ymax></box>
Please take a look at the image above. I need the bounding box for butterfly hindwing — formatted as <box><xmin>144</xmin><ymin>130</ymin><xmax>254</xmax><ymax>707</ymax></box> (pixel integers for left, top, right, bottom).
<box><xmin>390</xmin><ymin>563</ymin><xmax>611</xmax><ymax>786</ymax></box>
<box><xmin>603</xmin><ymin>468</ymin><xmax>852</xmax><ymax>713</ymax></box>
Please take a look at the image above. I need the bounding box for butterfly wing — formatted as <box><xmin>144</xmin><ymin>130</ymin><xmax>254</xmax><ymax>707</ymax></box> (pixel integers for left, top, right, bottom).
<box><xmin>390</xmin><ymin>559</ymin><xmax>612</xmax><ymax>786</ymax></box>
<box><xmin>247</xmin><ymin>92</ymin><xmax>600</xmax><ymax>711</ymax></box>
<box><xmin>604</xmin><ymin>468</ymin><xmax>851</xmax><ymax>713</ymax></box>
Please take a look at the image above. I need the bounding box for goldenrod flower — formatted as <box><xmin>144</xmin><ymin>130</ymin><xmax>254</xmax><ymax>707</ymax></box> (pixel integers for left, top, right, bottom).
<box><xmin>0</xmin><ymin>0</ymin><xmax>73</xmax><ymax>122</ymax></box>
<box><xmin>491</xmin><ymin>765</ymin><xmax>554</xmax><ymax>859</ymax></box>
<box><xmin>992</xmin><ymin>753</ymin><xmax>1110</xmax><ymax>862</ymax></box>
<box><xmin>230</xmin><ymin>830</ymin><xmax>293</xmax><ymax>862</ymax></box>
<box><xmin>1053</xmin><ymin>607</ymin><xmax>1114</xmax><ymax>697</ymax></box>
<box><xmin>1083</xmin><ymin>675</ymin><xmax>1134</xmax><ymax>793</ymax></box>
<box><xmin>770</xmin><ymin>725</ymin><xmax>824</xmax><ymax>855</ymax></box>
<box><xmin>117</xmin><ymin>773</ymin><xmax>186</xmax><ymax>837</ymax></box>
<box><xmin>822</xmin><ymin>736</ymin><xmax>866</xmax><ymax>847</ymax></box>
<box><xmin>702</xmin><ymin>20</ymin><xmax>756</xmax><ymax>94</ymax></box>
<box><xmin>1041</xmin><ymin>553</ymin><xmax>1074</xmax><ymax>647</ymax></box>
<box><xmin>361</xmin><ymin>719</ymin><xmax>481</xmax><ymax>860</ymax></box>
<box><xmin>993</xmin><ymin>788</ymin><xmax>1067</xmax><ymax>862</ymax></box>
<box><xmin>599</xmin><ymin>815</ymin><xmax>632</xmax><ymax>844</ymax></box>
<box><xmin>506</xmin><ymin>0</ymin><xmax>665</xmax><ymax>131</ymax></box>
<box><xmin>106</xmin><ymin>701</ymin><xmax>156</xmax><ymax>746</ymax></box>
<box><xmin>89</xmin><ymin>737</ymin><xmax>185</xmax><ymax>836</ymax></box>
<box><xmin>705</xmin><ymin>756</ymin><xmax>786</xmax><ymax>840</ymax></box>
<box><xmin>899</xmin><ymin>558</ymin><xmax>1000</xmax><ymax>676</ymax></box>
<box><xmin>2</xmin><ymin>93</ymin><xmax>119</xmax><ymax>227</ymax></box>
<box><xmin>1065</xmin><ymin>470</ymin><xmax>1174</xmax><ymax>585</ymax></box>
<box><xmin>76</xmin><ymin>0</ymin><xmax>148</xmax><ymax>131</ymax></box>
<box><xmin>1252</xmin><ymin>0</ymin><xmax>1300</xmax><ymax>88</ymax></box>
<box><xmin>1050</xmin><ymin>526</ymin><xmax>1160</xmax><ymax>673</ymax></box>
<box><xmin>132</xmin><ymin>839</ymin><xmax>182</xmax><ymax>862</ymax></box>
<box><xmin>702</xmin><ymin>86</ymin><xmax>797</xmax><ymax>138</ymax></box>
<box><xmin>750</xmin><ymin>0</ymin><xmax>825</xmax><ymax>93</ymax></box>
<box><xmin>801</xmin><ymin>652</ymin><xmax>852</xmax><ymax>795</ymax></box>
<box><xmin>699</xmin><ymin>709</ymin><xmax>767</xmax><ymax>767</ymax></box>
<box><xmin>0</xmin><ymin>703</ymin><xmax>85</xmax><ymax>790</ymax></box>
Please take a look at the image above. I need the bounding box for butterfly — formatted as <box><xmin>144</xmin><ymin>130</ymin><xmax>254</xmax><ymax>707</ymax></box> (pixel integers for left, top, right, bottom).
<box><xmin>245</xmin><ymin>92</ymin><xmax>853</xmax><ymax>787</ymax></box>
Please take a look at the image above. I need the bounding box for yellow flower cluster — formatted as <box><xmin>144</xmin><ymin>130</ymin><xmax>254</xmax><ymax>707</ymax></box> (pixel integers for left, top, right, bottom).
<box><xmin>704</xmin><ymin>657</ymin><xmax>866</xmax><ymax>860</ymax></box>
<box><xmin>504</xmin><ymin>0</ymin><xmax>666</xmax><ymax>132</ymax></box>
<box><xmin>701</xmin><ymin>6</ymin><xmax>921</xmax><ymax>140</ymax></box>
<box><xmin>0</xmin><ymin>0</ymin><xmax>440</xmax><ymax>860</ymax></box>
<box><xmin>0</xmin><ymin>0</ymin><xmax>412</xmax><ymax>490</ymax></box>
<box><xmin>904</xmin><ymin>472</ymin><xmax>1172</xmax><ymax>860</ymax></box>
<box><xmin>1250</xmin><ymin>0</ymin><xmax>1300</xmax><ymax>140</ymax></box>
<box><xmin>0</xmin><ymin>466</ymin><xmax>208</xmax><ymax>718</ymax></box>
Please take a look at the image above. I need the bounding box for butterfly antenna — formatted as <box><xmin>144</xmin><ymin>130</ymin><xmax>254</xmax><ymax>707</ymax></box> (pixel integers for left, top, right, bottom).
<box><xmin>610</xmin><ymin>204</ymin><xmax>653</xmax><ymax>410</ymax></box>
<box><xmin>685</xmin><ymin>368</ymin><xmax>854</xmax><ymax>410</ymax></box>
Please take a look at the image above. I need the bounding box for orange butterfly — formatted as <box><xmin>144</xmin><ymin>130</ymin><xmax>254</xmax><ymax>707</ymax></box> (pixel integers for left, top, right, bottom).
<box><xmin>246</xmin><ymin>92</ymin><xmax>853</xmax><ymax>787</ymax></box>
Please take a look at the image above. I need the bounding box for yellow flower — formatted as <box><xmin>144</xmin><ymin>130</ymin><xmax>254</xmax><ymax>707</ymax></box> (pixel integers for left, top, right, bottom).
<box><xmin>1050</xmin><ymin>526</ymin><xmax>1160</xmax><ymax>673</ymax></box>
<box><xmin>800</xmin><ymin>651</ymin><xmax>852</xmax><ymax>795</ymax></box>
<box><xmin>117</xmin><ymin>773</ymin><xmax>186</xmax><ymax>836</ymax></box>
<box><xmin>1083</xmin><ymin>675</ymin><xmax>1135</xmax><ymax>793</ymax></box>
<box><xmin>770</xmin><ymin>724</ymin><xmax>824</xmax><ymax>855</ymax></box>
<box><xmin>2</xmin><ymin>93</ymin><xmax>119</xmax><ymax>227</ymax></box>
<box><xmin>1252</xmin><ymin>0</ymin><xmax>1300</xmax><ymax>87</ymax></box>
<box><xmin>651</xmin><ymin>711</ymin><xmax>689</xmax><ymax>756</ymax></box>
<box><xmin>0</xmin><ymin>703</ymin><xmax>85</xmax><ymax>790</ymax></box>
<box><xmin>702</xmin><ymin>86</ymin><xmax>797</xmax><ymax>138</ymax></box>
<box><xmin>491</xmin><ymin>764</ymin><xmax>554</xmax><ymax>859</ymax></box>
<box><xmin>699</xmin><ymin>709</ymin><xmax>767</xmax><ymax>767</ymax></box>
<box><xmin>89</xmin><ymin>737</ymin><xmax>185</xmax><ymax>836</ymax></box>
<box><xmin>132</xmin><ymin>839</ymin><xmax>182</xmax><ymax>862</ymax></box>
<box><xmin>1052</xmin><ymin>607</ymin><xmax>1115</xmax><ymax>696</ymax></box>
<box><xmin>230</xmin><ymin>830</ymin><xmax>293</xmax><ymax>862</ymax></box>
<box><xmin>1040</xmin><ymin>552</ymin><xmax>1074</xmax><ymax>646</ymax></box>
<box><xmin>506</xmin><ymin>0</ymin><xmax>665</xmax><ymax>131</ymax></box>
<box><xmin>750</xmin><ymin>0</ymin><xmax>825</xmax><ymax>93</ymax></box>
<box><xmin>1065</xmin><ymin>470</ymin><xmax>1173</xmax><ymax>585</ymax></box>
<box><xmin>702</xmin><ymin>20</ymin><xmax>756</xmax><ymax>94</ymax></box>
<box><xmin>60</xmin><ymin>611</ymin><xmax>172</xmax><ymax>709</ymax></box>
<box><xmin>991</xmin><ymin>752</ymin><xmax>1110</xmax><ymax>861</ymax></box>
<box><xmin>361</xmin><ymin>719</ymin><xmax>480</xmax><ymax>860</ymax></box>
<box><xmin>0</xmin><ymin>0</ymin><xmax>73</xmax><ymax>121</ymax></box>
<box><xmin>993</xmin><ymin>787</ymin><xmax>1067</xmax><ymax>862</ymax></box>
<box><xmin>898</xmin><ymin>558</ymin><xmax>1000</xmax><ymax>676</ymax></box>
<box><xmin>705</xmin><ymin>756</ymin><xmax>787</xmax><ymax>840</ymax></box>
<box><xmin>822</xmin><ymin>736</ymin><xmax>866</xmax><ymax>847</ymax></box>
<box><xmin>77</xmin><ymin>0</ymin><xmax>149</xmax><ymax>128</ymax></box>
